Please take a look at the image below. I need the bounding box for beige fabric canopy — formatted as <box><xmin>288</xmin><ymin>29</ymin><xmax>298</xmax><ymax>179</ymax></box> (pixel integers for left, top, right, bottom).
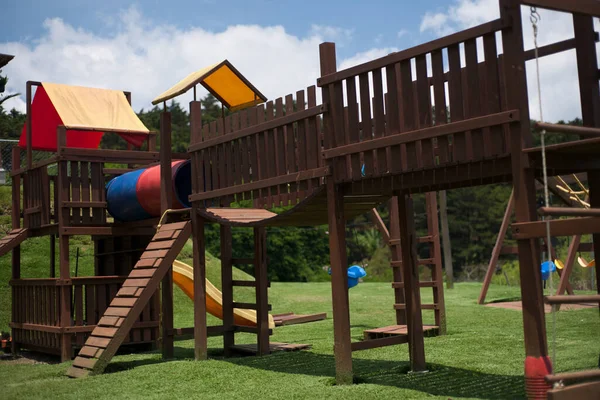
<box><xmin>152</xmin><ymin>60</ymin><xmax>267</xmax><ymax>111</ymax></box>
<box><xmin>44</xmin><ymin>82</ymin><xmax>149</xmax><ymax>133</ymax></box>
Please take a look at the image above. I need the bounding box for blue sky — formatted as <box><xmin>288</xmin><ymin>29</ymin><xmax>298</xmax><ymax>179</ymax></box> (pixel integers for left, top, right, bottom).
<box><xmin>1</xmin><ymin>0</ymin><xmax>593</xmax><ymax>121</ymax></box>
<box><xmin>5</xmin><ymin>0</ymin><xmax>442</xmax><ymax>59</ymax></box>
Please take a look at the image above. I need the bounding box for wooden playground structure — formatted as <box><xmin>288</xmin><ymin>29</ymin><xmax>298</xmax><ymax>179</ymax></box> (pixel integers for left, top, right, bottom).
<box><xmin>0</xmin><ymin>0</ymin><xmax>599</xmax><ymax>398</ymax></box>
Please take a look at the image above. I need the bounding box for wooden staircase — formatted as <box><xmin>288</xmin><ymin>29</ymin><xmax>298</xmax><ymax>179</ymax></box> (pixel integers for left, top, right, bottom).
<box><xmin>67</xmin><ymin>221</ymin><xmax>192</xmax><ymax>378</ymax></box>
<box><xmin>0</xmin><ymin>228</ymin><xmax>29</xmax><ymax>257</ymax></box>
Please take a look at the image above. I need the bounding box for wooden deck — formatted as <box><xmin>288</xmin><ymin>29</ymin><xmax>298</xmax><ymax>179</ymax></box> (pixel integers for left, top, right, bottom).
<box><xmin>363</xmin><ymin>325</ymin><xmax>440</xmax><ymax>340</ymax></box>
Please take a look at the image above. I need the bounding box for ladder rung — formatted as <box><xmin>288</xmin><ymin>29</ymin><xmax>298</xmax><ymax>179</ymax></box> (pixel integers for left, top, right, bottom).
<box><xmin>392</xmin><ymin>281</ymin><xmax>437</xmax><ymax>289</ymax></box>
<box><xmin>546</xmin><ymin>369</ymin><xmax>600</xmax><ymax>383</ymax></box>
<box><xmin>418</xmin><ymin>235</ymin><xmax>434</xmax><ymax>243</ymax></box>
<box><xmin>538</xmin><ymin>207</ymin><xmax>600</xmax><ymax>217</ymax></box>
<box><xmin>231</xmin><ymin>302</ymin><xmax>272</xmax><ymax>311</ymax></box>
<box><xmin>544</xmin><ymin>294</ymin><xmax>600</xmax><ymax>305</ymax></box>
<box><xmin>394</xmin><ymin>303</ymin><xmax>438</xmax><ymax>310</ymax></box>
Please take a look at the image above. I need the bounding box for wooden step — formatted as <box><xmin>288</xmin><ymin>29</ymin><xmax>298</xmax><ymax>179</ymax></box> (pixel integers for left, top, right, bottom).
<box><xmin>66</xmin><ymin>220</ymin><xmax>192</xmax><ymax>378</ymax></box>
<box><xmin>351</xmin><ymin>334</ymin><xmax>408</xmax><ymax>351</ymax></box>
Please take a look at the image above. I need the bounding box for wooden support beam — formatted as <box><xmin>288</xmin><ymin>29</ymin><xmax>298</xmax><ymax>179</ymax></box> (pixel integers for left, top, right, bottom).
<box><xmin>220</xmin><ymin>225</ymin><xmax>234</xmax><ymax>356</ymax></box>
<box><xmin>192</xmin><ymin>206</ymin><xmax>207</xmax><ymax>360</ymax></box>
<box><xmin>544</xmin><ymin>295</ymin><xmax>600</xmax><ymax>305</ymax></box>
<box><xmin>426</xmin><ymin>192</ymin><xmax>446</xmax><ymax>335</ymax></box>
<box><xmin>479</xmin><ymin>190</ymin><xmax>514</xmax><ymax>304</ymax></box>
<box><xmin>397</xmin><ymin>194</ymin><xmax>426</xmax><ymax>372</ymax></box>
<box><xmin>438</xmin><ymin>190</ymin><xmax>454</xmax><ymax>289</ymax></box>
<box><xmin>388</xmin><ymin>197</ymin><xmax>407</xmax><ymax>325</ymax></box>
<box><xmin>368</xmin><ymin>208</ymin><xmax>390</xmax><ymax>244</ymax></box>
<box><xmin>254</xmin><ymin>227</ymin><xmax>270</xmax><ymax>355</ymax></box>
<box><xmin>159</xmin><ymin>111</ymin><xmax>174</xmax><ymax>360</ymax></box>
<box><xmin>501</xmin><ymin>0</ymin><xmax>549</xmax><ymax>368</ymax></box>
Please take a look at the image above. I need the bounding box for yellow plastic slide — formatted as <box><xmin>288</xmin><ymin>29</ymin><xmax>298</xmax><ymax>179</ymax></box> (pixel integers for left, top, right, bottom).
<box><xmin>172</xmin><ymin>260</ymin><xmax>275</xmax><ymax>329</ymax></box>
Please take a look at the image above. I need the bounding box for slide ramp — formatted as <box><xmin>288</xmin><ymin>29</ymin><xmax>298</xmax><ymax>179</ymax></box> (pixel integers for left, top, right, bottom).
<box><xmin>67</xmin><ymin>221</ymin><xmax>192</xmax><ymax>378</ymax></box>
<box><xmin>172</xmin><ymin>260</ymin><xmax>275</xmax><ymax>329</ymax></box>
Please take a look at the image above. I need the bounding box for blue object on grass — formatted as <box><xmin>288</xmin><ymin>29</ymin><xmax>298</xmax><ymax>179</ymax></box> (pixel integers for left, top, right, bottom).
<box><xmin>541</xmin><ymin>260</ymin><xmax>556</xmax><ymax>281</ymax></box>
<box><xmin>328</xmin><ymin>265</ymin><xmax>367</xmax><ymax>288</ymax></box>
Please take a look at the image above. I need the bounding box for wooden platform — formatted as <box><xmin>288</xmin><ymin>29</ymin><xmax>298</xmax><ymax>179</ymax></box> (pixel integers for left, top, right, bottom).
<box><xmin>231</xmin><ymin>342</ymin><xmax>311</xmax><ymax>355</ymax></box>
<box><xmin>272</xmin><ymin>312</ymin><xmax>327</xmax><ymax>326</ymax></box>
<box><xmin>363</xmin><ymin>325</ymin><xmax>439</xmax><ymax>340</ymax></box>
<box><xmin>485</xmin><ymin>301</ymin><xmax>598</xmax><ymax>312</ymax></box>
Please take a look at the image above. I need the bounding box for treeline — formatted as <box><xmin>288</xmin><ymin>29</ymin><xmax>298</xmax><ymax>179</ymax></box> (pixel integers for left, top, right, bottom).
<box><xmin>0</xmin><ymin>95</ymin><xmax>583</xmax><ymax>282</ymax></box>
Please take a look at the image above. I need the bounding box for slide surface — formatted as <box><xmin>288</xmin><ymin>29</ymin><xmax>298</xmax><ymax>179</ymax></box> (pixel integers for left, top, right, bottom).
<box><xmin>172</xmin><ymin>260</ymin><xmax>275</xmax><ymax>329</ymax></box>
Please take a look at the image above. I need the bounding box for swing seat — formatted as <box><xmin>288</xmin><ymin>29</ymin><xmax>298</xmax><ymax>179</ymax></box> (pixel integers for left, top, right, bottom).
<box><xmin>577</xmin><ymin>256</ymin><xmax>596</xmax><ymax>268</ymax></box>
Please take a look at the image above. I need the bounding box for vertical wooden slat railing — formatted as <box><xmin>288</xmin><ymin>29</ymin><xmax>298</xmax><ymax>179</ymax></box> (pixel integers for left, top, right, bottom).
<box><xmin>188</xmin><ymin>86</ymin><xmax>328</xmax><ymax>208</ymax></box>
<box><xmin>318</xmin><ymin>19</ymin><xmax>516</xmax><ymax>185</ymax></box>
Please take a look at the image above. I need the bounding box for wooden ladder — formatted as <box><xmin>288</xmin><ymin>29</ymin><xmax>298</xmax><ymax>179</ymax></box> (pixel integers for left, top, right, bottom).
<box><xmin>0</xmin><ymin>228</ymin><xmax>29</xmax><ymax>258</ymax></box>
<box><xmin>389</xmin><ymin>193</ymin><xmax>446</xmax><ymax>334</ymax></box>
<box><xmin>66</xmin><ymin>221</ymin><xmax>192</xmax><ymax>378</ymax></box>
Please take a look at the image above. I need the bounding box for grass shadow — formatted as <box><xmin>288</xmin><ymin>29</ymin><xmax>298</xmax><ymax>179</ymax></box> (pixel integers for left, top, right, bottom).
<box><xmin>220</xmin><ymin>351</ymin><xmax>526</xmax><ymax>399</ymax></box>
<box><xmin>486</xmin><ymin>297</ymin><xmax>521</xmax><ymax>304</ymax></box>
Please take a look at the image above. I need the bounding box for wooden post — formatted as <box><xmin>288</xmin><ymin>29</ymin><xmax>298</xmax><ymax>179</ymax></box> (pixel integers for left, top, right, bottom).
<box><xmin>573</xmin><ymin>12</ymin><xmax>600</xmax><ymax>299</ymax></box>
<box><xmin>388</xmin><ymin>197</ymin><xmax>407</xmax><ymax>325</ymax></box>
<box><xmin>438</xmin><ymin>190</ymin><xmax>454</xmax><ymax>289</ymax></box>
<box><xmin>326</xmin><ymin>179</ymin><xmax>353</xmax><ymax>384</ymax></box>
<box><xmin>320</xmin><ymin>41</ymin><xmax>352</xmax><ymax>385</ymax></box>
<box><xmin>11</xmin><ymin>146</ymin><xmax>21</xmax><ymax>355</ymax></box>
<box><xmin>192</xmin><ymin>207</ymin><xmax>207</xmax><ymax>360</ymax></box>
<box><xmin>159</xmin><ymin>111</ymin><xmax>174</xmax><ymax>359</ymax></box>
<box><xmin>220</xmin><ymin>225</ymin><xmax>234</xmax><ymax>356</ymax></box>
<box><xmin>57</xmin><ymin>126</ymin><xmax>72</xmax><ymax>361</ymax></box>
<box><xmin>479</xmin><ymin>190</ymin><xmax>514</xmax><ymax>304</ymax></box>
<box><xmin>500</xmin><ymin>0</ymin><xmax>550</xmax><ymax>390</ymax></box>
<box><xmin>50</xmin><ymin>235</ymin><xmax>56</xmax><ymax>278</ymax></box>
<box><xmin>26</xmin><ymin>82</ymin><xmax>32</xmax><ymax>169</ymax></box>
<box><xmin>397</xmin><ymin>194</ymin><xmax>426</xmax><ymax>372</ymax></box>
<box><xmin>254</xmin><ymin>227</ymin><xmax>270</xmax><ymax>355</ymax></box>
<box><xmin>426</xmin><ymin>192</ymin><xmax>446</xmax><ymax>335</ymax></box>
<box><xmin>189</xmin><ymin>100</ymin><xmax>207</xmax><ymax>360</ymax></box>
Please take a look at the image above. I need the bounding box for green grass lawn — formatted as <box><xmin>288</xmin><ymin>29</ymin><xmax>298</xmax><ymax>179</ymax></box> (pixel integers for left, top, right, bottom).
<box><xmin>1</xmin><ymin>275</ymin><xmax>598</xmax><ymax>399</ymax></box>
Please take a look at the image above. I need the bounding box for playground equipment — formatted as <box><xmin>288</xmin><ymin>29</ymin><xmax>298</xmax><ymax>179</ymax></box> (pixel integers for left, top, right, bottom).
<box><xmin>2</xmin><ymin>1</ymin><xmax>599</xmax><ymax>398</ymax></box>
<box><xmin>327</xmin><ymin>265</ymin><xmax>367</xmax><ymax>289</ymax></box>
<box><xmin>172</xmin><ymin>260</ymin><xmax>275</xmax><ymax>328</ymax></box>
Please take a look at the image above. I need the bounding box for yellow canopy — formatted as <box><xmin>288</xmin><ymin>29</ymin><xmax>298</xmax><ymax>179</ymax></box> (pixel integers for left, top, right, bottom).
<box><xmin>152</xmin><ymin>60</ymin><xmax>267</xmax><ymax>111</ymax></box>
<box><xmin>43</xmin><ymin>82</ymin><xmax>149</xmax><ymax>134</ymax></box>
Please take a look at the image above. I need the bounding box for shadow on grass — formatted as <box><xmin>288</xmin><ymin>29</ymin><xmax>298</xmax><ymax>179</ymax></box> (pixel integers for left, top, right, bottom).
<box><xmin>105</xmin><ymin>346</ymin><xmax>525</xmax><ymax>399</ymax></box>
<box><xmin>486</xmin><ymin>297</ymin><xmax>521</xmax><ymax>304</ymax></box>
<box><xmin>223</xmin><ymin>351</ymin><xmax>526</xmax><ymax>399</ymax></box>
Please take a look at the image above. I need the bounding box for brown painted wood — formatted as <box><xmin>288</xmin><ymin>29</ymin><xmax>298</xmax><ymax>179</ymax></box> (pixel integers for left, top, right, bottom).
<box><xmin>388</xmin><ymin>198</ymin><xmax>407</xmax><ymax>325</ymax></box>
<box><xmin>67</xmin><ymin>222</ymin><xmax>191</xmax><ymax>377</ymax></box>
<box><xmin>522</xmin><ymin>0</ymin><xmax>600</xmax><ymax>16</ymax></box>
<box><xmin>351</xmin><ymin>334</ymin><xmax>409</xmax><ymax>351</ymax></box>
<box><xmin>220</xmin><ymin>225</ymin><xmax>234</xmax><ymax>356</ymax></box>
<box><xmin>547</xmin><ymin>380</ymin><xmax>600</xmax><ymax>400</ymax></box>
<box><xmin>254</xmin><ymin>227</ymin><xmax>270</xmax><ymax>355</ymax></box>
<box><xmin>479</xmin><ymin>190</ymin><xmax>514</xmax><ymax>304</ymax></box>
<box><xmin>397</xmin><ymin>195</ymin><xmax>426</xmax><ymax>372</ymax></box>
<box><xmin>318</xmin><ymin>19</ymin><xmax>507</xmax><ymax>86</ymax></box>
<box><xmin>501</xmin><ymin>0</ymin><xmax>548</xmax><ymax>361</ymax></box>
<box><xmin>192</xmin><ymin>206</ymin><xmax>207</xmax><ymax>360</ymax></box>
<box><xmin>416</xmin><ymin>54</ymin><xmax>433</xmax><ymax>168</ymax></box>
<box><xmin>325</xmin><ymin>178</ymin><xmax>353</xmax><ymax>385</ymax></box>
<box><xmin>545</xmin><ymin>295</ymin><xmax>600</xmax><ymax>305</ymax></box>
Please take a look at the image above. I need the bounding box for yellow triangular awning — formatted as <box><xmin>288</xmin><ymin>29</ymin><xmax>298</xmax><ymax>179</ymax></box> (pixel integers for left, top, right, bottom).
<box><xmin>152</xmin><ymin>60</ymin><xmax>267</xmax><ymax>111</ymax></box>
<box><xmin>43</xmin><ymin>82</ymin><xmax>150</xmax><ymax>134</ymax></box>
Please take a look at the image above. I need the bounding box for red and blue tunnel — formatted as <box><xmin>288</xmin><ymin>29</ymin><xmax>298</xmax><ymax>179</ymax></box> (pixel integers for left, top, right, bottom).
<box><xmin>106</xmin><ymin>160</ymin><xmax>192</xmax><ymax>222</ymax></box>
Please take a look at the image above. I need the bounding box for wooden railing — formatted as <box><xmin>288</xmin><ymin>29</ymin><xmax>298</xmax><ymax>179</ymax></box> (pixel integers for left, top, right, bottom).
<box><xmin>10</xmin><ymin>276</ymin><xmax>158</xmax><ymax>351</ymax></box>
<box><xmin>189</xmin><ymin>86</ymin><xmax>328</xmax><ymax>208</ymax></box>
<box><xmin>317</xmin><ymin>19</ymin><xmax>519</xmax><ymax>183</ymax></box>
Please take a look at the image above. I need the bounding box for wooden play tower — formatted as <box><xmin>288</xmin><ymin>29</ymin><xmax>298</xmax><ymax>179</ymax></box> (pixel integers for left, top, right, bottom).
<box><xmin>1</xmin><ymin>0</ymin><xmax>599</xmax><ymax>398</ymax></box>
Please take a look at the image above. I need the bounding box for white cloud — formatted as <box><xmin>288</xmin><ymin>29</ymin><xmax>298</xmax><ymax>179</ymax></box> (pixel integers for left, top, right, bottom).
<box><xmin>1</xmin><ymin>6</ymin><xmax>363</xmax><ymax>116</ymax></box>
<box><xmin>419</xmin><ymin>0</ymin><xmax>600</xmax><ymax>122</ymax></box>
<box><xmin>397</xmin><ymin>29</ymin><xmax>409</xmax><ymax>39</ymax></box>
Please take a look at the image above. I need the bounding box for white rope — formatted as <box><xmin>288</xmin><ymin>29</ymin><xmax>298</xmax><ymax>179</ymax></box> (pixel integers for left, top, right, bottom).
<box><xmin>530</xmin><ymin>7</ymin><xmax>557</xmax><ymax>371</ymax></box>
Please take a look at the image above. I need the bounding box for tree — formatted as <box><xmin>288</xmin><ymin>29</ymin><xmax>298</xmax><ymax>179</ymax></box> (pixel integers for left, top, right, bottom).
<box><xmin>0</xmin><ymin>70</ymin><xmax>19</xmax><ymax>107</ymax></box>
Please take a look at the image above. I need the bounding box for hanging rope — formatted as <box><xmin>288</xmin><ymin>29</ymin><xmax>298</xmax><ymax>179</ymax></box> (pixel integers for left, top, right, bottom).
<box><xmin>530</xmin><ymin>6</ymin><xmax>558</xmax><ymax>372</ymax></box>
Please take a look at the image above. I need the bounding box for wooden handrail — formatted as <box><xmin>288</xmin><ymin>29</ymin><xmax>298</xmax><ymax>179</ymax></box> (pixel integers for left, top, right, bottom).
<box><xmin>546</xmin><ymin>369</ymin><xmax>600</xmax><ymax>383</ymax></box>
<box><xmin>535</xmin><ymin>122</ymin><xmax>600</xmax><ymax>137</ymax></box>
<box><xmin>544</xmin><ymin>295</ymin><xmax>600</xmax><ymax>305</ymax></box>
<box><xmin>318</xmin><ymin>19</ymin><xmax>507</xmax><ymax>86</ymax></box>
<box><xmin>538</xmin><ymin>207</ymin><xmax>600</xmax><ymax>217</ymax></box>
